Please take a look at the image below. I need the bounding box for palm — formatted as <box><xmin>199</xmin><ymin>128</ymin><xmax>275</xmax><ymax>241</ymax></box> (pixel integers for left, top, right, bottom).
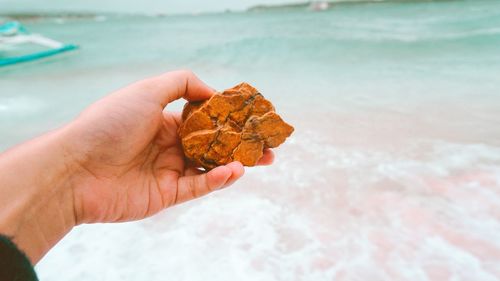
<box><xmin>71</xmin><ymin>93</ymin><xmax>186</xmax><ymax>223</ymax></box>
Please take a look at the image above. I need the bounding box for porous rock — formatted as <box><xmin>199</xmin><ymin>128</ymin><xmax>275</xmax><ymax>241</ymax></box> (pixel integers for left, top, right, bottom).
<box><xmin>178</xmin><ymin>82</ymin><xmax>294</xmax><ymax>169</ymax></box>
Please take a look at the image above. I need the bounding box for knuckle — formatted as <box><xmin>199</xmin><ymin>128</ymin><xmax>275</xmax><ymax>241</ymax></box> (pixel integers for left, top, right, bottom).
<box><xmin>188</xmin><ymin>177</ymin><xmax>197</xmax><ymax>198</ymax></box>
<box><xmin>176</xmin><ymin>69</ymin><xmax>195</xmax><ymax>78</ymax></box>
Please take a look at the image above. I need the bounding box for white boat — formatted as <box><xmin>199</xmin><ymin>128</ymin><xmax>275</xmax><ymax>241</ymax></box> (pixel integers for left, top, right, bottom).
<box><xmin>0</xmin><ymin>21</ymin><xmax>77</xmax><ymax>67</ymax></box>
<box><xmin>309</xmin><ymin>1</ymin><xmax>330</xmax><ymax>11</ymax></box>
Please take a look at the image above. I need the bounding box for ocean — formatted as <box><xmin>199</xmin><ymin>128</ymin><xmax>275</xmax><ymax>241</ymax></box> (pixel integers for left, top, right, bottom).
<box><xmin>1</xmin><ymin>0</ymin><xmax>500</xmax><ymax>280</ymax></box>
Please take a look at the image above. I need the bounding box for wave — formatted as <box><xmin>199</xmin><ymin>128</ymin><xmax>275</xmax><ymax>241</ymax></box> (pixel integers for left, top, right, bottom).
<box><xmin>247</xmin><ymin>0</ymin><xmax>460</xmax><ymax>12</ymax></box>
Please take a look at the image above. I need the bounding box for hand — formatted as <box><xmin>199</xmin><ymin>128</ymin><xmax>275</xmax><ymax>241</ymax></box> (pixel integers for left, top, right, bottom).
<box><xmin>0</xmin><ymin>70</ymin><xmax>273</xmax><ymax>263</ymax></box>
<box><xmin>67</xmin><ymin>70</ymin><xmax>274</xmax><ymax>224</ymax></box>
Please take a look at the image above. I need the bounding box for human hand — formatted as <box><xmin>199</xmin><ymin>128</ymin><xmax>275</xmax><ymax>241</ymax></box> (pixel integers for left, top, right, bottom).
<box><xmin>67</xmin><ymin>70</ymin><xmax>274</xmax><ymax>224</ymax></box>
<box><xmin>0</xmin><ymin>70</ymin><xmax>275</xmax><ymax>263</ymax></box>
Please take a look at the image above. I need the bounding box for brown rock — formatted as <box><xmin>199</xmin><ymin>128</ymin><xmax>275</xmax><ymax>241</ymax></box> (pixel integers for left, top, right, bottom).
<box><xmin>179</xmin><ymin>82</ymin><xmax>294</xmax><ymax>170</ymax></box>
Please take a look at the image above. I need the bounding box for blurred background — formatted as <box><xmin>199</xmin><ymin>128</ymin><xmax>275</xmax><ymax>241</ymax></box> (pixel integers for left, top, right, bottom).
<box><xmin>1</xmin><ymin>0</ymin><xmax>500</xmax><ymax>280</ymax></box>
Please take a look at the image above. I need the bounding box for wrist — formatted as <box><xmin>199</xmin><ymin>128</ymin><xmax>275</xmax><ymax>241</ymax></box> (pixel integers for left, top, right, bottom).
<box><xmin>0</xmin><ymin>126</ymin><xmax>80</xmax><ymax>263</ymax></box>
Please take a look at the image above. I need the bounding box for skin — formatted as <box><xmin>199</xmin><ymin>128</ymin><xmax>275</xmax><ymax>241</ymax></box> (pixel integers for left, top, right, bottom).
<box><xmin>0</xmin><ymin>70</ymin><xmax>274</xmax><ymax>264</ymax></box>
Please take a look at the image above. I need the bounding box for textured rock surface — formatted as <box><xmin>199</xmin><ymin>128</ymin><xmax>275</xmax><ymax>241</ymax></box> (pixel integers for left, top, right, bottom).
<box><xmin>179</xmin><ymin>82</ymin><xmax>294</xmax><ymax>169</ymax></box>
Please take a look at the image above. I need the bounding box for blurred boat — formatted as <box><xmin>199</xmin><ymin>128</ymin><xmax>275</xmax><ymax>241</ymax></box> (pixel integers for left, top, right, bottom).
<box><xmin>309</xmin><ymin>1</ymin><xmax>330</xmax><ymax>11</ymax></box>
<box><xmin>0</xmin><ymin>21</ymin><xmax>77</xmax><ymax>67</ymax></box>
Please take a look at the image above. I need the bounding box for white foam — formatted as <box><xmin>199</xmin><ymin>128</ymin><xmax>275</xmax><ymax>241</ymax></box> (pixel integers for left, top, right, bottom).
<box><xmin>0</xmin><ymin>97</ymin><xmax>45</xmax><ymax>115</ymax></box>
<box><xmin>36</xmin><ymin>127</ymin><xmax>500</xmax><ymax>280</ymax></box>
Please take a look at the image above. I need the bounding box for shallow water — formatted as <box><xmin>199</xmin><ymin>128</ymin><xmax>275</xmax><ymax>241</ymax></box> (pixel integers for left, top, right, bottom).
<box><xmin>2</xmin><ymin>0</ymin><xmax>500</xmax><ymax>280</ymax></box>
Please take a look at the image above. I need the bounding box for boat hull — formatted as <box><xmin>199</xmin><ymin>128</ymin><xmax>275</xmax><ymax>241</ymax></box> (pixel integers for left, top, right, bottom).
<box><xmin>0</xmin><ymin>44</ymin><xmax>78</xmax><ymax>67</ymax></box>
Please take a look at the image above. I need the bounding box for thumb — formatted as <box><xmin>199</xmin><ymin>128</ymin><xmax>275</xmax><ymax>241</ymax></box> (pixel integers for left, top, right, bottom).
<box><xmin>175</xmin><ymin>162</ymin><xmax>245</xmax><ymax>205</ymax></box>
<box><xmin>132</xmin><ymin>70</ymin><xmax>215</xmax><ymax>108</ymax></box>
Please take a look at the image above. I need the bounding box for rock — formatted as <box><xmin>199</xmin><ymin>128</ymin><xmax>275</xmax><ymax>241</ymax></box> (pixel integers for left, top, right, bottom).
<box><xmin>178</xmin><ymin>82</ymin><xmax>294</xmax><ymax>169</ymax></box>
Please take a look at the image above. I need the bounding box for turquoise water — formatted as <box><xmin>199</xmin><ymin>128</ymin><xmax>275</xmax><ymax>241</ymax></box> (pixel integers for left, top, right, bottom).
<box><xmin>2</xmin><ymin>1</ymin><xmax>500</xmax><ymax>280</ymax></box>
<box><xmin>1</xmin><ymin>0</ymin><xmax>500</xmax><ymax>150</ymax></box>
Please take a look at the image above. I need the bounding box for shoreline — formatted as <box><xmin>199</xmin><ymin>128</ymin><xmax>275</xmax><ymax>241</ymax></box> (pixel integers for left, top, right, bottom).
<box><xmin>0</xmin><ymin>0</ymin><xmax>458</xmax><ymax>21</ymax></box>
